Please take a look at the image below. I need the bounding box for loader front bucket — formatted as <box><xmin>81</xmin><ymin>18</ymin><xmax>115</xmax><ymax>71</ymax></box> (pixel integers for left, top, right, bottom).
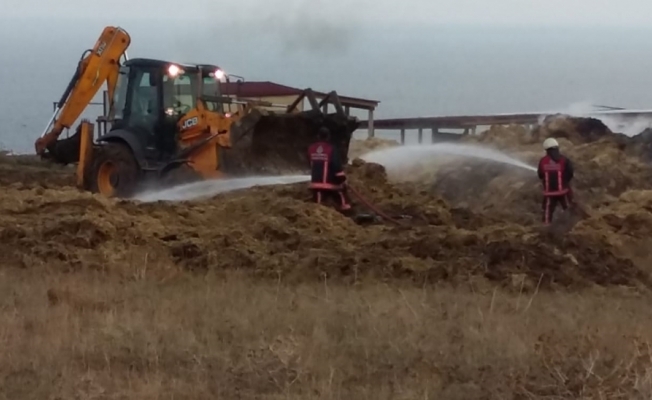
<box><xmin>220</xmin><ymin>91</ymin><xmax>359</xmax><ymax>176</ymax></box>
<box><xmin>41</xmin><ymin>125</ymin><xmax>84</xmax><ymax>165</ymax></box>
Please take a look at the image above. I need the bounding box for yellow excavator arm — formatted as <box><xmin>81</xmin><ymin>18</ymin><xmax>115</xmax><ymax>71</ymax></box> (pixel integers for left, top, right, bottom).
<box><xmin>35</xmin><ymin>26</ymin><xmax>131</xmax><ymax>156</ymax></box>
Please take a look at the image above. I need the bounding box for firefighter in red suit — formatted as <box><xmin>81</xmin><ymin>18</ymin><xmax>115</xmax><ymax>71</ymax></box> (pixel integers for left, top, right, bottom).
<box><xmin>308</xmin><ymin>127</ymin><xmax>352</xmax><ymax>212</ymax></box>
<box><xmin>537</xmin><ymin>138</ymin><xmax>575</xmax><ymax>225</ymax></box>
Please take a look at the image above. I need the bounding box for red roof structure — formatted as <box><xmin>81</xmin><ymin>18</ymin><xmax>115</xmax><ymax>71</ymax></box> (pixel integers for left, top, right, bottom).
<box><xmin>220</xmin><ymin>81</ymin><xmax>379</xmax><ymax>110</ymax></box>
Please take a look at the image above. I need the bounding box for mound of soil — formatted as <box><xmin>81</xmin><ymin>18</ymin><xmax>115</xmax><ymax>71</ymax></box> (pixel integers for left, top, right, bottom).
<box><xmin>572</xmin><ymin>189</ymin><xmax>652</xmax><ymax>269</ymax></box>
<box><xmin>0</xmin><ymin>154</ymin><xmax>75</xmax><ymax>188</ymax></box>
<box><xmin>533</xmin><ymin>114</ymin><xmax>616</xmax><ymax>144</ymax></box>
<box><xmin>469</xmin><ymin>124</ymin><xmax>534</xmax><ymax>148</ymax></box>
<box><xmin>0</xmin><ymin>147</ymin><xmax>648</xmax><ymax>291</ymax></box>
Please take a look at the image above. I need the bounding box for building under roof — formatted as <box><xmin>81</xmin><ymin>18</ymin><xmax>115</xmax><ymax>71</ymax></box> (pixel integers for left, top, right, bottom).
<box><xmin>220</xmin><ymin>81</ymin><xmax>380</xmax><ymax>135</ymax></box>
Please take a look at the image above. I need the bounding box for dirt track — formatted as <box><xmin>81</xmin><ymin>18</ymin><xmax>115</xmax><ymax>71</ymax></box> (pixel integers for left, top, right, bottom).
<box><xmin>2</xmin><ymin>115</ymin><xmax>652</xmax><ymax>291</ymax></box>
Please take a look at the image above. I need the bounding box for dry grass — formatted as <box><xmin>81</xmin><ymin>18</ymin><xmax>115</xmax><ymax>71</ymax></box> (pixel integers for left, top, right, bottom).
<box><xmin>1</xmin><ymin>269</ymin><xmax>652</xmax><ymax>399</ymax></box>
<box><xmin>0</xmin><ymin>153</ymin><xmax>52</xmax><ymax>166</ymax></box>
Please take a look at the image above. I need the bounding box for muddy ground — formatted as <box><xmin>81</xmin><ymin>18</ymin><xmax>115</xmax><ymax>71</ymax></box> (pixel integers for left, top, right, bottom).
<box><xmin>1</xmin><ymin>115</ymin><xmax>652</xmax><ymax>291</ymax></box>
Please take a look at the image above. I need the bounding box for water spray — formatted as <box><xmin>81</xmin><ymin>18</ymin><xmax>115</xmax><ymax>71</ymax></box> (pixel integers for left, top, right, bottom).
<box><xmin>134</xmin><ymin>175</ymin><xmax>310</xmax><ymax>202</ymax></box>
<box><xmin>361</xmin><ymin>142</ymin><xmax>538</xmax><ymax>172</ymax></box>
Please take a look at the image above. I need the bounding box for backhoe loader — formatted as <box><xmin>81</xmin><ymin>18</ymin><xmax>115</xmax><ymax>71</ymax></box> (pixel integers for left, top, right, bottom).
<box><xmin>35</xmin><ymin>26</ymin><xmax>359</xmax><ymax>198</ymax></box>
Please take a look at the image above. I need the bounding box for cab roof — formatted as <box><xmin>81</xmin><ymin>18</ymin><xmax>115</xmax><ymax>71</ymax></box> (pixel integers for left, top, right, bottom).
<box><xmin>123</xmin><ymin>57</ymin><xmax>221</xmax><ymax>72</ymax></box>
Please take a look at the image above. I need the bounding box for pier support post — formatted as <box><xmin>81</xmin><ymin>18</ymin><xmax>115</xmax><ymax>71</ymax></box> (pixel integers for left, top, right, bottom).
<box><xmin>431</xmin><ymin>127</ymin><xmax>438</xmax><ymax>143</ymax></box>
<box><xmin>400</xmin><ymin>128</ymin><xmax>405</xmax><ymax>144</ymax></box>
<box><xmin>418</xmin><ymin>127</ymin><xmax>423</xmax><ymax>144</ymax></box>
<box><xmin>367</xmin><ymin>109</ymin><xmax>375</xmax><ymax>138</ymax></box>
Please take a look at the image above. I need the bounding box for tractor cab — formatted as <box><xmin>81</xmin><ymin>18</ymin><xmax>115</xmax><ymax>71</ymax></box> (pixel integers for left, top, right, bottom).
<box><xmin>108</xmin><ymin>58</ymin><xmax>225</xmax><ymax>161</ymax></box>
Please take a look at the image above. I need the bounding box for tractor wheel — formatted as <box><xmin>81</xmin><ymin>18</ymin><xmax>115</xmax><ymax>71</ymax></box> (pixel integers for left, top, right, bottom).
<box><xmin>88</xmin><ymin>142</ymin><xmax>141</xmax><ymax>198</ymax></box>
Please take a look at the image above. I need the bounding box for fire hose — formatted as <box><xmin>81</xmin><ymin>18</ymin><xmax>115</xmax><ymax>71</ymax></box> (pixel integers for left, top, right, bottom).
<box><xmin>345</xmin><ymin>183</ymin><xmax>405</xmax><ymax>226</ymax></box>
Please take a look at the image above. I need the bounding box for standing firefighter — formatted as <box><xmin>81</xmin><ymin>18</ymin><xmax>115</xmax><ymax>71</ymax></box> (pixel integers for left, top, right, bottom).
<box><xmin>538</xmin><ymin>138</ymin><xmax>574</xmax><ymax>225</ymax></box>
<box><xmin>308</xmin><ymin>127</ymin><xmax>352</xmax><ymax>212</ymax></box>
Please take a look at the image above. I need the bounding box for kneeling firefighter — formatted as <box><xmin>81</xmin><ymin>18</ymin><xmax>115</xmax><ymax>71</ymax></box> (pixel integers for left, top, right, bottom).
<box><xmin>537</xmin><ymin>138</ymin><xmax>575</xmax><ymax>225</ymax></box>
<box><xmin>307</xmin><ymin>127</ymin><xmax>352</xmax><ymax>212</ymax></box>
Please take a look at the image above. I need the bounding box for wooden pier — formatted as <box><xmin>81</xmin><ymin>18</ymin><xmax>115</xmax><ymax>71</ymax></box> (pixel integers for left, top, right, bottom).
<box><xmin>357</xmin><ymin>109</ymin><xmax>652</xmax><ymax>144</ymax></box>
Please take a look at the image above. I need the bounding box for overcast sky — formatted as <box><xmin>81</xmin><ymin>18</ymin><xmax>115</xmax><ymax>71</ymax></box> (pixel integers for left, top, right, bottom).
<box><xmin>4</xmin><ymin>0</ymin><xmax>652</xmax><ymax>149</ymax></box>
<box><xmin>4</xmin><ymin>0</ymin><xmax>652</xmax><ymax>28</ymax></box>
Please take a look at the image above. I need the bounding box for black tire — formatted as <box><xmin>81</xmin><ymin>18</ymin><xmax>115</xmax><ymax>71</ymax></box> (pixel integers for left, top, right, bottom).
<box><xmin>88</xmin><ymin>142</ymin><xmax>141</xmax><ymax>198</ymax></box>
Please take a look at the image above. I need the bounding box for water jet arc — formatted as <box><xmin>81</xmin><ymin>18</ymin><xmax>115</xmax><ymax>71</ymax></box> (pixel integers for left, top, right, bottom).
<box><xmin>134</xmin><ymin>175</ymin><xmax>310</xmax><ymax>202</ymax></box>
<box><xmin>361</xmin><ymin>143</ymin><xmax>537</xmax><ymax>172</ymax></box>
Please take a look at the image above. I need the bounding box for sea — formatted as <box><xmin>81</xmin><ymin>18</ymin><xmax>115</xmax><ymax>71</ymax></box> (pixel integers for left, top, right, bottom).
<box><xmin>3</xmin><ymin>17</ymin><xmax>652</xmax><ymax>153</ymax></box>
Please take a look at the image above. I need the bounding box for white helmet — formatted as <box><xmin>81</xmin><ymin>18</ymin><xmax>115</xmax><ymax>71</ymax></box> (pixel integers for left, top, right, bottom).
<box><xmin>543</xmin><ymin>138</ymin><xmax>559</xmax><ymax>150</ymax></box>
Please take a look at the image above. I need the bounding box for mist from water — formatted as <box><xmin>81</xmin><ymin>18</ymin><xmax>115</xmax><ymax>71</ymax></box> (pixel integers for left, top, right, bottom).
<box><xmin>361</xmin><ymin>143</ymin><xmax>538</xmax><ymax>172</ymax></box>
<box><xmin>547</xmin><ymin>101</ymin><xmax>652</xmax><ymax>136</ymax></box>
<box><xmin>133</xmin><ymin>143</ymin><xmax>535</xmax><ymax>203</ymax></box>
<box><xmin>134</xmin><ymin>175</ymin><xmax>310</xmax><ymax>203</ymax></box>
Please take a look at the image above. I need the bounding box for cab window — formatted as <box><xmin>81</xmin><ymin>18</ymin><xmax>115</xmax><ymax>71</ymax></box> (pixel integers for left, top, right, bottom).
<box><xmin>201</xmin><ymin>76</ymin><xmax>224</xmax><ymax>113</ymax></box>
<box><xmin>162</xmin><ymin>73</ymin><xmax>197</xmax><ymax>115</ymax></box>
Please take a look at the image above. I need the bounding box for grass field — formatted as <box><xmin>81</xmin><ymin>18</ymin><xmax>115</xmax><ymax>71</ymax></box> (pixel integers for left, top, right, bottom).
<box><xmin>2</xmin><ymin>269</ymin><xmax>652</xmax><ymax>399</ymax></box>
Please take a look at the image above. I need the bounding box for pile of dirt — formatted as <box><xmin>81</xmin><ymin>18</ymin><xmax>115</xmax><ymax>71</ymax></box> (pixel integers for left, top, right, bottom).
<box><xmin>470</xmin><ymin>124</ymin><xmax>535</xmax><ymax>148</ymax></box>
<box><xmin>623</xmin><ymin>128</ymin><xmax>652</xmax><ymax>162</ymax></box>
<box><xmin>3</xmin><ymin>121</ymin><xmax>652</xmax><ymax>290</ymax></box>
<box><xmin>0</xmin><ymin>146</ymin><xmax>648</xmax><ymax>291</ymax></box>
<box><xmin>533</xmin><ymin>114</ymin><xmax>616</xmax><ymax>144</ymax></box>
<box><xmin>0</xmin><ymin>154</ymin><xmax>75</xmax><ymax>188</ymax></box>
<box><xmin>572</xmin><ymin>189</ymin><xmax>652</xmax><ymax>269</ymax></box>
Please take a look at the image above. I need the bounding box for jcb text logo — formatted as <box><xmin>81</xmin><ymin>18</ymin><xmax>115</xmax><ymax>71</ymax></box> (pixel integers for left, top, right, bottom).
<box><xmin>181</xmin><ymin>117</ymin><xmax>199</xmax><ymax>130</ymax></box>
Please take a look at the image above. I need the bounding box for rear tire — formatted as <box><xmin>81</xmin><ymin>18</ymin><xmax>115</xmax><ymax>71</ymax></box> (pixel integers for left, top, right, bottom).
<box><xmin>88</xmin><ymin>142</ymin><xmax>141</xmax><ymax>198</ymax></box>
